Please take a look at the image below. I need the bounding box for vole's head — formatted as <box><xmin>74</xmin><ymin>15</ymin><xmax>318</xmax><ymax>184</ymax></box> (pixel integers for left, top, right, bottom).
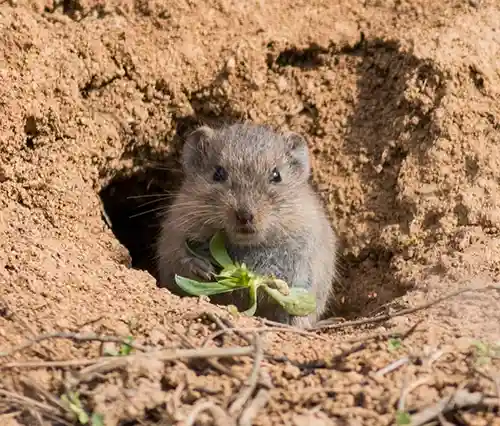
<box><xmin>180</xmin><ymin>122</ymin><xmax>311</xmax><ymax>245</ymax></box>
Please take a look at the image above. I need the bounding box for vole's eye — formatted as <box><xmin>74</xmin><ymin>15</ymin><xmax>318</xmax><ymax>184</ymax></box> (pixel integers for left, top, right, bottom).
<box><xmin>213</xmin><ymin>166</ymin><xmax>228</xmax><ymax>182</ymax></box>
<box><xmin>270</xmin><ymin>167</ymin><xmax>282</xmax><ymax>183</ymax></box>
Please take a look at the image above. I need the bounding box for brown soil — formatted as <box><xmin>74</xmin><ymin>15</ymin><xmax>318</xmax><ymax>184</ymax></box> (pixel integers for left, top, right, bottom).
<box><xmin>1</xmin><ymin>0</ymin><xmax>499</xmax><ymax>425</ymax></box>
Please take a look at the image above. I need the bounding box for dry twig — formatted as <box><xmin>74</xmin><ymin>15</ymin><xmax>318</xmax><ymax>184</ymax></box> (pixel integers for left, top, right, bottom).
<box><xmin>19</xmin><ymin>378</ymin><xmax>69</xmax><ymax>414</ymax></box>
<box><xmin>72</xmin><ymin>345</ymin><xmax>255</xmax><ymax>386</ymax></box>
<box><xmin>238</xmin><ymin>389</ymin><xmax>270</xmax><ymax>426</ymax></box>
<box><xmin>204</xmin><ymin>312</ymin><xmax>254</xmax><ymax>346</ymax></box>
<box><xmin>166</xmin><ymin>380</ymin><xmax>186</xmax><ymax>422</ymax></box>
<box><xmin>375</xmin><ymin>357</ymin><xmax>410</xmax><ymax>377</ymax></box>
<box><xmin>0</xmin><ymin>332</ymin><xmax>147</xmax><ymax>359</ymax></box>
<box><xmin>398</xmin><ymin>377</ymin><xmax>431</xmax><ymax>413</ymax></box>
<box><xmin>332</xmin><ymin>320</ymin><xmax>423</xmax><ymax>345</ymax></box>
<box><xmin>410</xmin><ymin>390</ymin><xmax>499</xmax><ymax>426</ymax></box>
<box><xmin>205</xmin><ymin>313</ymin><xmax>271</xmax><ymax>425</ymax></box>
<box><xmin>2</xmin><ymin>345</ymin><xmax>254</xmax><ymax>377</ymax></box>
<box><xmin>202</xmin><ymin>325</ymin><xmax>329</xmax><ymax>348</ymax></box>
<box><xmin>184</xmin><ymin>400</ymin><xmax>235</xmax><ymax>426</ymax></box>
<box><xmin>0</xmin><ymin>388</ymin><xmax>71</xmax><ymax>425</ymax></box>
<box><xmin>1</xmin><ymin>358</ymin><xmax>101</xmax><ymax>370</ymax></box>
<box><xmin>0</xmin><ymin>389</ymin><xmax>61</xmax><ymax>415</ymax></box>
<box><xmin>229</xmin><ymin>334</ymin><xmax>265</xmax><ymax>417</ymax></box>
<box><xmin>176</xmin><ymin>332</ymin><xmax>238</xmax><ymax>379</ymax></box>
<box><xmin>313</xmin><ymin>285</ymin><xmax>500</xmax><ymax>331</ymax></box>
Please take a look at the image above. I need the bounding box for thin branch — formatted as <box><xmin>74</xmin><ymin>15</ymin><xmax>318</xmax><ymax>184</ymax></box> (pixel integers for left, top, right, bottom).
<box><xmin>335</xmin><ymin>319</ymin><xmax>423</xmax><ymax>345</ymax></box>
<box><xmin>166</xmin><ymin>379</ymin><xmax>186</xmax><ymax>422</ymax></box>
<box><xmin>0</xmin><ymin>332</ymin><xmax>147</xmax><ymax>359</ymax></box>
<box><xmin>1</xmin><ymin>358</ymin><xmax>100</xmax><ymax>370</ymax></box>
<box><xmin>312</xmin><ymin>285</ymin><xmax>500</xmax><ymax>331</ymax></box>
<box><xmin>398</xmin><ymin>377</ymin><xmax>431</xmax><ymax>413</ymax></box>
<box><xmin>73</xmin><ymin>345</ymin><xmax>255</xmax><ymax>385</ymax></box>
<box><xmin>204</xmin><ymin>312</ymin><xmax>254</xmax><ymax>346</ymax></box>
<box><xmin>176</xmin><ymin>332</ymin><xmax>239</xmax><ymax>379</ymax></box>
<box><xmin>375</xmin><ymin>357</ymin><xmax>410</xmax><ymax>377</ymax></box>
<box><xmin>261</xmin><ymin>318</ymin><xmax>302</xmax><ymax>328</ymax></box>
<box><xmin>229</xmin><ymin>334</ymin><xmax>264</xmax><ymax>417</ymax></box>
<box><xmin>184</xmin><ymin>400</ymin><xmax>235</xmax><ymax>426</ymax></box>
<box><xmin>410</xmin><ymin>390</ymin><xmax>499</xmax><ymax>426</ymax></box>
<box><xmin>202</xmin><ymin>326</ymin><xmax>329</xmax><ymax>348</ymax></box>
<box><xmin>238</xmin><ymin>389</ymin><xmax>270</xmax><ymax>426</ymax></box>
<box><xmin>19</xmin><ymin>377</ymin><xmax>70</xmax><ymax>414</ymax></box>
<box><xmin>0</xmin><ymin>389</ymin><xmax>63</xmax><ymax>417</ymax></box>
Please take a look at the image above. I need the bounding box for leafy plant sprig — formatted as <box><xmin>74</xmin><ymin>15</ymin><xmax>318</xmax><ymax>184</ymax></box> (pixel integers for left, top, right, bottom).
<box><xmin>175</xmin><ymin>231</ymin><xmax>316</xmax><ymax>317</ymax></box>
<box><xmin>60</xmin><ymin>392</ymin><xmax>104</xmax><ymax>425</ymax></box>
<box><xmin>102</xmin><ymin>336</ymin><xmax>134</xmax><ymax>357</ymax></box>
<box><xmin>61</xmin><ymin>392</ymin><xmax>89</xmax><ymax>424</ymax></box>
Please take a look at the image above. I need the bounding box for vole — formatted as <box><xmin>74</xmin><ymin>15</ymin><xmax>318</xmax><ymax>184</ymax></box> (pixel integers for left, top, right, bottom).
<box><xmin>156</xmin><ymin>122</ymin><xmax>337</xmax><ymax>328</ymax></box>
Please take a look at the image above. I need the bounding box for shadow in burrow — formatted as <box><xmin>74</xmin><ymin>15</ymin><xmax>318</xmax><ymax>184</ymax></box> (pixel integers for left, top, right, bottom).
<box><xmin>332</xmin><ymin>39</ymin><xmax>445</xmax><ymax>319</ymax></box>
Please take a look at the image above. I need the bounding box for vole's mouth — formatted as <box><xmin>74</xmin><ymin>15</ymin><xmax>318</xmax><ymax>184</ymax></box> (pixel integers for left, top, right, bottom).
<box><xmin>236</xmin><ymin>226</ymin><xmax>257</xmax><ymax>235</ymax></box>
<box><xmin>226</xmin><ymin>225</ymin><xmax>263</xmax><ymax>245</ymax></box>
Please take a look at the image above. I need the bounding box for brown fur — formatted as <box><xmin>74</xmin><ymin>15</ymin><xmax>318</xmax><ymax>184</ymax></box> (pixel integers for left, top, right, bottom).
<box><xmin>156</xmin><ymin>122</ymin><xmax>337</xmax><ymax>328</ymax></box>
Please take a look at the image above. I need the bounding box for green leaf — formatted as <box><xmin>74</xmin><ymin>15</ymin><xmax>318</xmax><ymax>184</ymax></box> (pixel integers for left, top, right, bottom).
<box><xmin>472</xmin><ymin>340</ymin><xmax>489</xmax><ymax>356</ymax></box>
<box><xmin>395</xmin><ymin>411</ymin><xmax>411</xmax><ymax>425</ymax></box>
<box><xmin>214</xmin><ymin>277</ymin><xmax>247</xmax><ymax>288</ymax></box>
<box><xmin>91</xmin><ymin>413</ymin><xmax>105</xmax><ymax>426</ymax></box>
<box><xmin>263</xmin><ymin>286</ymin><xmax>316</xmax><ymax>316</ymax></box>
<box><xmin>119</xmin><ymin>336</ymin><xmax>134</xmax><ymax>356</ymax></box>
<box><xmin>388</xmin><ymin>338</ymin><xmax>402</xmax><ymax>352</ymax></box>
<box><xmin>61</xmin><ymin>392</ymin><xmax>89</xmax><ymax>424</ymax></box>
<box><xmin>240</xmin><ymin>281</ymin><xmax>258</xmax><ymax>316</ymax></box>
<box><xmin>227</xmin><ymin>304</ymin><xmax>240</xmax><ymax>316</ymax></box>
<box><xmin>215</xmin><ymin>265</ymin><xmax>241</xmax><ymax>279</ymax></box>
<box><xmin>209</xmin><ymin>231</ymin><xmax>235</xmax><ymax>268</ymax></box>
<box><xmin>175</xmin><ymin>275</ymin><xmax>238</xmax><ymax>296</ymax></box>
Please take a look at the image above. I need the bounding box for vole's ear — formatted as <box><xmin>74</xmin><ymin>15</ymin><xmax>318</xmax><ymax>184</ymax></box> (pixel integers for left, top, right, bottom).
<box><xmin>283</xmin><ymin>132</ymin><xmax>310</xmax><ymax>179</ymax></box>
<box><xmin>181</xmin><ymin>126</ymin><xmax>215</xmax><ymax>170</ymax></box>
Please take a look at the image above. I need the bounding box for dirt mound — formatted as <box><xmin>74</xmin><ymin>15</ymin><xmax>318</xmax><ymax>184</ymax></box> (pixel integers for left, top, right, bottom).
<box><xmin>0</xmin><ymin>1</ymin><xmax>499</xmax><ymax>425</ymax></box>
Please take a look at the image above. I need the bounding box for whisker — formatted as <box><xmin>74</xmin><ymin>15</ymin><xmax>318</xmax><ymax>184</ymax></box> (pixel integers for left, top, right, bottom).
<box><xmin>140</xmin><ymin>160</ymin><xmax>182</xmax><ymax>171</ymax></box>
<box><xmin>170</xmin><ymin>213</ymin><xmax>222</xmax><ymax>229</ymax></box>
<box><xmin>129</xmin><ymin>205</ymin><xmax>169</xmax><ymax>218</ymax></box>
<box><xmin>132</xmin><ymin>199</ymin><xmax>170</xmax><ymax>209</ymax></box>
<box><xmin>127</xmin><ymin>193</ymin><xmax>174</xmax><ymax>199</ymax></box>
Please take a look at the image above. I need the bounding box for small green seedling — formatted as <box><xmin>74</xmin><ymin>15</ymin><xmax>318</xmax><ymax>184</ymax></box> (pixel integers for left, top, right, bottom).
<box><xmin>118</xmin><ymin>336</ymin><xmax>134</xmax><ymax>356</ymax></box>
<box><xmin>395</xmin><ymin>410</ymin><xmax>412</xmax><ymax>425</ymax></box>
<box><xmin>471</xmin><ymin>340</ymin><xmax>500</xmax><ymax>366</ymax></box>
<box><xmin>102</xmin><ymin>336</ymin><xmax>135</xmax><ymax>357</ymax></box>
<box><xmin>61</xmin><ymin>392</ymin><xmax>89</xmax><ymax>424</ymax></box>
<box><xmin>387</xmin><ymin>337</ymin><xmax>403</xmax><ymax>352</ymax></box>
<box><xmin>175</xmin><ymin>231</ymin><xmax>316</xmax><ymax>317</ymax></box>
<box><xmin>91</xmin><ymin>413</ymin><xmax>105</xmax><ymax>426</ymax></box>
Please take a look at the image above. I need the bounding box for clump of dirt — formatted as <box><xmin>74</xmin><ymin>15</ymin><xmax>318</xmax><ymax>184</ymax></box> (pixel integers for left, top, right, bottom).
<box><xmin>0</xmin><ymin>0</ymin><xmax>499</xmax><ymax>425</ymax></box>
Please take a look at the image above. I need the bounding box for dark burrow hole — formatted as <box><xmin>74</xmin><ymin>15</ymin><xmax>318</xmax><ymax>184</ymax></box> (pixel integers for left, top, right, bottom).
<box><xmin>24</xmin><ymin>115</ymin><xmax>39</xmax><ymax>149</ymax></box>
<box><xmin>100</xmin><ymin>116</ymin><xmax>195</xmax><ymax>279</ymax></box>
<box><xmin>266</xmin><ymin>33</ymin><xmax>366</xmax><ymax>70</ymax></box>
<box><xmin>49</xmin><ymin>0</ymin><xmax>111</xmax><ymax>19</ymax></box>
<box><xmin>269</xmin><ymin>43</ymin><xmax>330</xmax><ymax>69</ymax></box>
<box><xmin>99</xmin><ymin>161</ymin><xmax>180</xmax><ymax>278</ymax></box>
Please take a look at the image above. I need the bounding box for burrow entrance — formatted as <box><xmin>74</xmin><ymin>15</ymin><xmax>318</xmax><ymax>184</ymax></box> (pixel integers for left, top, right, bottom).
<box><xmin>99</xmin><ymin>37</ymin><xmax>445</xmax><ymax>321</ymax></box>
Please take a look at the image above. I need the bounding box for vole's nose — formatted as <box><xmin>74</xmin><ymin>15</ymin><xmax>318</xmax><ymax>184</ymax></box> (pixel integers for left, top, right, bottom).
<box><xmin>235</xmin><ymin>209</ymin><xmax>254</xmax><ymax>225</ymax></box>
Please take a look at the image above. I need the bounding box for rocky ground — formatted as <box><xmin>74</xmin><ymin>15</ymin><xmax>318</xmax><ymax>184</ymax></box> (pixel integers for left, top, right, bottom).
<box><xmin>0</xmin><ymin>0</ymin><xmax>499</xmax><ymax>425</ymax></box>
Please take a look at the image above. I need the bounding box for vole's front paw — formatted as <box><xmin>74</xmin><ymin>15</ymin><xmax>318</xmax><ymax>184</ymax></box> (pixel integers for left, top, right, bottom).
<box><xmin>181</xmin><ymin>256</ymin><xmax>215</xmax><ymax>280</ymax></box>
